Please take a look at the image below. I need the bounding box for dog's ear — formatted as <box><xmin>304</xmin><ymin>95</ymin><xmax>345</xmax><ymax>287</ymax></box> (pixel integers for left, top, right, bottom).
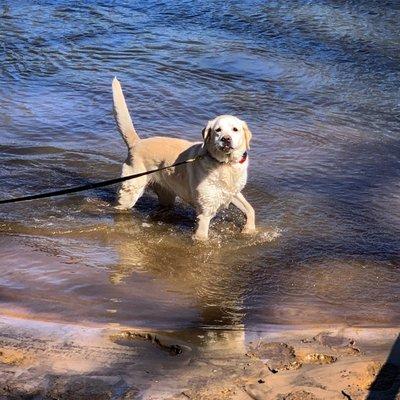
<box><xmin>242</xmin><ymin>121</ymin><xmax>252</xmax><ymax>150</ymax></box>
<box><xmin>201</xmin><ymin>119</ymin><xmax>214</xmax><ymax>146</ymax></box>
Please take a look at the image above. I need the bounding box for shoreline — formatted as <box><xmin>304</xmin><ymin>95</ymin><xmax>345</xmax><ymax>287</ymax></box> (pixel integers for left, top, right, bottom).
<box><xmin>0</xmin><ymin>314</ymin><xmax>398</xmax><ymax>399</ymax></box>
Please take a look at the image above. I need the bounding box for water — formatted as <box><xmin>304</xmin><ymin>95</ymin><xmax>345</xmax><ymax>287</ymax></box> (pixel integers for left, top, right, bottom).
<box><xmin>0</xmin><ymin>1</ymin><xmax>400</xmax><ymax>334</ymax></box>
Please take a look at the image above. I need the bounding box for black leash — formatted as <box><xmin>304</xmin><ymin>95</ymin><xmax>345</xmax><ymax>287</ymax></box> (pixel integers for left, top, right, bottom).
<box><xmin>0</xmin><ymin>156</ymin><xmax>200</xmax><ymax>205</ymax></box>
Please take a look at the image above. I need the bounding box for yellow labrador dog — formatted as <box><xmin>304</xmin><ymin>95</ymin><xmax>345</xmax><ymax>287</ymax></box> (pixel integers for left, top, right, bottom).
<box><xmin>112</xmin><ymin>78</ymin><xmax>255</xmax><ymax>240</ymax></box>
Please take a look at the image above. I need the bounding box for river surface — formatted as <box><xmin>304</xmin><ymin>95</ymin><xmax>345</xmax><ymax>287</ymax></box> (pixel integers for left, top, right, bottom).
<box><xmin>0</xmin><ymin>1</ymin><xmax>399</xmax><ymax>335</ymax></box>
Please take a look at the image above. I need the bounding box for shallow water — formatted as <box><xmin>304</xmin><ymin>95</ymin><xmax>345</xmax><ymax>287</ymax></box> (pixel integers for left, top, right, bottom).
<box><xmin>0</xmin><ymin>1</ymin><xmax>400</xmax><ymax>334</ymax></box>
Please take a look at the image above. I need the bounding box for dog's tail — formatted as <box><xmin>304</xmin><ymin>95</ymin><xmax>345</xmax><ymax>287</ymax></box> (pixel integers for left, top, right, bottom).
<box><xmin>112</xmin><ymin>77</ymin><xmax>140</xmax><ymax>149</ymax></box>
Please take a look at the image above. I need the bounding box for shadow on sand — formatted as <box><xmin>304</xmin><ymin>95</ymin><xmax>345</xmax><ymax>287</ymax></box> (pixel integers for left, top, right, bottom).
<box><xmin>367</xmin><ymin>334</ymin><xmax>400</xmax><ymax>400</ymax></box>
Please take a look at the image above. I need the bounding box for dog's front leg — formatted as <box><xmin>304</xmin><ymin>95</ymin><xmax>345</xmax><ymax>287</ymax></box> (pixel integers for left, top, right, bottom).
<box><xmin>193</xmin><ymin>212</ymin><xmax>213</xmax><ymax>241</ymax></box>
<box><xmin>231</xmin><ymin>192</ymin><xmax>256</xmax><ymax>234</ymax></box>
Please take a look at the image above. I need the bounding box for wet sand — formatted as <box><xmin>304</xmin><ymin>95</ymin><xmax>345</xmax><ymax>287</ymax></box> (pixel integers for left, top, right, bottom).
<box><xmin>0</xmin><ymin>313</ymin><xmax>398</xmax><ymax>400</ymax></box>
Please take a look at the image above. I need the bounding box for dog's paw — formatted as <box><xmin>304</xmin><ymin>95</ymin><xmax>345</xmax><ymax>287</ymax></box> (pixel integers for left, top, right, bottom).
<box><xmin>192</xmin><ymin>233</ymin><xmax>209</xmax><ymax>242</ymax></box>
<box><xmin>241</xmin><ymin>226</ymin><xmax>256</xmax><ymax>235</ymax></box>
<box><xmin>115</xmin><ymin>204</ymin><xmax>131</xmax><ymax>212</ymax></box>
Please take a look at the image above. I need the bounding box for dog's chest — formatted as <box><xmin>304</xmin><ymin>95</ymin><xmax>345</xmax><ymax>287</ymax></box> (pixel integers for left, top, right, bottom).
<box><xmin>197</xmin><ymin>163</ymin><xmax>248</xmax><ymax>208</ymax></box>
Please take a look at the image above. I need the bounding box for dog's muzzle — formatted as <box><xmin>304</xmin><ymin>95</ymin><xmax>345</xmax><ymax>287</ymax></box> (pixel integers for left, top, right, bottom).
<box><xmin>219</xmin><ymin>136</ymin><xmax>233</xmax><ymax>152</ymax></box>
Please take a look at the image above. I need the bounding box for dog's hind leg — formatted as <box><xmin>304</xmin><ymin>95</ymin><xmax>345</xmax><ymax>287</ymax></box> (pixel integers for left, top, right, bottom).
<box><xmin>152</xmin><ymin>184</ymin><xmax>176</xmax><ymax>208</ymax></box>
<box><xmin>115</xmin><ymin>162</ymin><xmax>148</xmax><ymax>210</ymax></box>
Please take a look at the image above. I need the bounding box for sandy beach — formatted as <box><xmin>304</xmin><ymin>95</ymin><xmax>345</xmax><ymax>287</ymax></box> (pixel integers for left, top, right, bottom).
<box><xmin>0</xmin><ymin>312</ymin><xmax>398</xmax><ymax>400</ymax></box>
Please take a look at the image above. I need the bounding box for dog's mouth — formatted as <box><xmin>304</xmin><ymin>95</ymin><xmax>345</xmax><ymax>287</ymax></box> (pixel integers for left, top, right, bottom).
<box><xmin>218</xmin><ymin>144</ymin><xmax>233</xmax><ymax>153</ymax></box>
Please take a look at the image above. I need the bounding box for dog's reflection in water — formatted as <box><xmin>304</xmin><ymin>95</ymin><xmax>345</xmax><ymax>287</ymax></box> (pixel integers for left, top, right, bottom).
<box><xmin>108</xmin><ymin>211</ymin><xmax>251</xmax><ymax>356</ymax></box>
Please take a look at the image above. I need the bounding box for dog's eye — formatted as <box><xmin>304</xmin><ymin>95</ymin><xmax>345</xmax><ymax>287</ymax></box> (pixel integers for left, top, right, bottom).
<box><xmin>233</xmin><ymin>127</ymin><xmax>238</xmax><ymax>132</ymax></box>
<box><xmin>215</xmin><ymin>127</ymin><xmax>221</xmax><ymax>132</ymax></box>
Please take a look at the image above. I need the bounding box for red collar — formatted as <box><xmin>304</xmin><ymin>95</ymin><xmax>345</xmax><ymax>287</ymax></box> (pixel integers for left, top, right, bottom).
<box><xmin>239</xmin><ymin>151</ymin><xmax>248</xmax><ymax>164</ymax></box>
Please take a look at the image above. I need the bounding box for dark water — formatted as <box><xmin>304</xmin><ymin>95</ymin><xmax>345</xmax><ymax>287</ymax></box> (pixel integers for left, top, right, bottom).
<box><xmin>1</xmin><ymin>1</ymin><xmax>400</xmax><ymax>334</ymax></box>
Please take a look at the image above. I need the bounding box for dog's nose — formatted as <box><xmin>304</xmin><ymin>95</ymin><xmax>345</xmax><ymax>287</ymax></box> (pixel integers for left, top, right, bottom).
<box><xmin>221</xmin><ymin>136</ymin><xmax>232</xmax><ymax>145</ymax></box>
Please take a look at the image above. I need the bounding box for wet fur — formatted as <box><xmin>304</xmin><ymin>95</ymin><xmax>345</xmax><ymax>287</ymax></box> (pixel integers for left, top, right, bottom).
<box><xmin>112</xmin><ymin>78</ymin><xmax>255</xmax><ymax>240</ymax></box>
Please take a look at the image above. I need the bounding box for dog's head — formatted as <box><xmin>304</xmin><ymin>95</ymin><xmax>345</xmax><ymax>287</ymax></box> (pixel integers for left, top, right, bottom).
<box><xmin>202</xmin><ymin>115</ymin><xmax>252</xmax><ymax>163</ymax></box>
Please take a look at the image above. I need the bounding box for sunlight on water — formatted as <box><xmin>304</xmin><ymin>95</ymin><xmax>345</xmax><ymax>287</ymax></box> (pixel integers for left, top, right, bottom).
<box><xmin>0</xmin><ymin>1</ymin><xmax>400</xmax><ymax>333</ymax></box>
